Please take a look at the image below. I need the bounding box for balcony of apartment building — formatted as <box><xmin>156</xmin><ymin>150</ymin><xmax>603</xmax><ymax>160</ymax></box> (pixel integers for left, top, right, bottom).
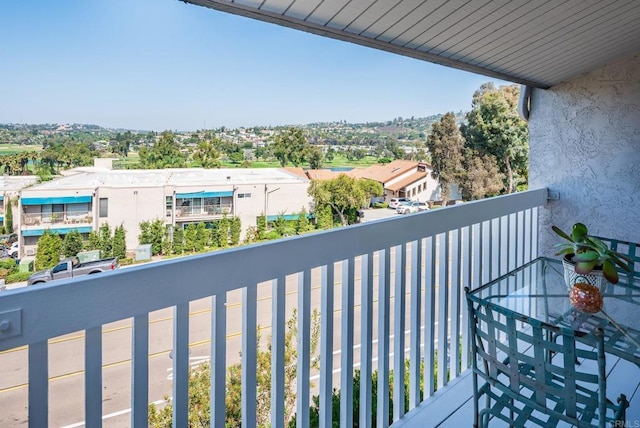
<box><xmin>174</xmin><ymin>191</ymin><xmax>234</xmax><ymax>221</ymax></box>
<box><xmin>2</xmin><ymin>2</ymin><xmax>640</xmax><ymax>427</ymax></box>
<box><xmin>20</xmin><ymin>196</ymin><xmax>94</xmax><ymax>233</ymax></box>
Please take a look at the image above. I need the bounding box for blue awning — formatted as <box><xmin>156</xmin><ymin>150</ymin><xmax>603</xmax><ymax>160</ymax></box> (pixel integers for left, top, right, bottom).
<box><xmin>0</xmin><ymin>195</ymin><xmax>3</xmax><ymax>201</ymax></box>
<box><xmin>22</xmin><ymin>226</ymin><xmax>93</xmax><ymax>237</ymax></box>
<box><xmin>176</xmin><ymin>191</ymin><xmax>233</xmax><ymax>198</ymax></box>
<box><xmin>22</xmin><ymin>196</ymin><xmax>92</xmax><ymax>206</ymax></box>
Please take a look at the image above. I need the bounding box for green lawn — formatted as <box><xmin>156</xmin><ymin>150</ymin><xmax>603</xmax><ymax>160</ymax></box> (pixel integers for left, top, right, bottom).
<box><xmin>0</xmin><ymin>144</ymin><xmax>42</xmax><ymax>155</ymax></box>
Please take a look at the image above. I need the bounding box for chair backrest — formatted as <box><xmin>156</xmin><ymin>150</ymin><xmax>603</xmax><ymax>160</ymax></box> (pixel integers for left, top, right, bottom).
<box><xmin>594</xmin><ymin>236</ymin><xmax>640</xmax><ymax>281</ymax></box>
<box><xmin>467</xmin><ymin>291</ymin><xmax>608</xmax><ymax>427</ymax></box>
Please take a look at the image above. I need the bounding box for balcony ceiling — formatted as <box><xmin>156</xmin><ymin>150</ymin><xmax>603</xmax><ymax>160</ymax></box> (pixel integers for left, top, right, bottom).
<box><xmin>184</xmin><ymin>0</ymin><xmax>640</xmax><ymax>88</ymax></box>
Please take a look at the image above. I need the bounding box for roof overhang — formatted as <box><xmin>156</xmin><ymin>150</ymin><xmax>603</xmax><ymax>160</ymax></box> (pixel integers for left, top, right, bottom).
<box><xmin>183</xmin><ymin>0</ymin><xmax>640</xmax><ymax>89</ymax></box>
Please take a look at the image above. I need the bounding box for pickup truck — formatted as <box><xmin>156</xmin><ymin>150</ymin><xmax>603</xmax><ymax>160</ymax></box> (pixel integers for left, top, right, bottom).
<box><xmin>27</xmin><ymin>256</ymin><xmax>120</xmax><ymax>285</ymax></box>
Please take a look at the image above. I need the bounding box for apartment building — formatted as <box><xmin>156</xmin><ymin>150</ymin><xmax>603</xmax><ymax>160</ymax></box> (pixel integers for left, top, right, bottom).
<box><xmin>18</xmin><ymin>167</ymin><xmax>311</xmax><ymax>255</ymax></box>
<box><xmin>0</xmin><ymin>175</ymin><xmax>40</xmax><ymax>232</ymax></box>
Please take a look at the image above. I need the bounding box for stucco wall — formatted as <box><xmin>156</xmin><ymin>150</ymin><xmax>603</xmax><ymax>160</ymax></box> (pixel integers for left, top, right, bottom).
<box><xmin>529</xmin><ymin>53</ymin><xmax>640</xmax><ymax>255</ymax></box>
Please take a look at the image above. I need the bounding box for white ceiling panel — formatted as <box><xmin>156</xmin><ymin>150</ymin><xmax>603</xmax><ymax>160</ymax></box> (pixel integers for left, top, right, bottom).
<box><xmin>184</xmin><ymin>0</ymin><xmax>640</xmax><ymax>88</ymax></box>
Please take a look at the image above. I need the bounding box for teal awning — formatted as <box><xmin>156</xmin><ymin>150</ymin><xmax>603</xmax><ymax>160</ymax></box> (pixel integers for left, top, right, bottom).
<box><xmin>22</xmin><ymin>226</ymin><xmax>93</xmax><ymax>237</ymax></box>
<box><xmin>267</xmin><ymin>214</ymin><xmax>301</xmax><ymax>221</ymax></box>
<box><xmin>176</xmin><ymin>191</ymin><xmax>233</xmax><ymax>198</ymax></box>
<box><xmin>22</xmin><ymin>196</ymin><xmax>92</xmax><ymax>205</ymax></box>
<box><xmin>0</xmin><ymin>195</ymin><xmax>3</xmax><ymax>201</ymax></box>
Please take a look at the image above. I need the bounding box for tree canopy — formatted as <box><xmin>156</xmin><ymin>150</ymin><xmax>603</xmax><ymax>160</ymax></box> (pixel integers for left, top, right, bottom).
<box><xmin>138</xmin><ymin>131</ymin><xmax>186</xmax><ymax>169</ymax></box>
<box><xmin>461</xmin><ymin>83</ymin><xmax>528</xmax><ymax>194</ymax></box>
<box><xmin>426</xmin><ymin>112</ymin><xmax>465</xmax><ymax>203</ymax></box>
<box><xmin>308</xmin><ymin>175</ymin><xmax>382</xmax><ymax>226</ymax></box>
<box><xmin>272</xmin><ymin>128</ymin><xmax>308</xmax><ymax>167</ymax></box>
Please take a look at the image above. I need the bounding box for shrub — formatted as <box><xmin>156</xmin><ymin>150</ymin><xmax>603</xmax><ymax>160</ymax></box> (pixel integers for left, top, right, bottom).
<box><xmin>0</xmin><ymin>258</ymin><xmax>18</xmax><ymax>272</ymax></box>
<box><xmin>0</xmin><ymin>268</ymin><xmax>10</xmax><ymax>279</ymax></box>
<box><xmin>6</xmin><ymin>272</ymin><xmax>31</xmax><ymax>284</ymax></box>
<box><xmin>119</xmin><ymin>258</ymin><xmax>134</xmax><ymax>266</ymax></box>
<box><xmin>373</xmin><ymin>202</ymin><xmax>389</xmax><ymax>209</ymax></box>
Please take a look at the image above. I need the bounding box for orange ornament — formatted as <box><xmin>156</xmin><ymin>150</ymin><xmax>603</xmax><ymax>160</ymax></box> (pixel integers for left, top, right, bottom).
<box><xmin>569</xmin><ymin>282</ymin><xmax>603</xmax><ymax>313</ymax></box>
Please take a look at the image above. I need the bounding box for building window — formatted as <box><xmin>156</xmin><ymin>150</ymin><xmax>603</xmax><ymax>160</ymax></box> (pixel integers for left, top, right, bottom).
<box><xmin>99</xmin><ymin>198</ymin><xmax>108</xmax><ymax>218</ymax></box>
<box><xmin>166</xmin><ymin>196</ymin><xmax>173</xmax><ymax>217</ymax></box>
<box><xmin>237</xmin><ymin>193</ymin><xmax>251</xmax><ymax>198</ymax></box>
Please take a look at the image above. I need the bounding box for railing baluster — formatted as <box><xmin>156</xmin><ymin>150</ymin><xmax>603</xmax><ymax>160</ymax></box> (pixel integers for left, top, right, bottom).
<box><xmin>172</xmin><ymin>303</ymin><xmax>189</xmax><ymax>427</ymax></box>
<box><xmin>340</xmin><ymin>259</ymin><xmax>355</xmax><ymax>426</ymax></box>
<box><xmin>131</xmin><ymin>314</ymin><xmax>149</xmax><ymax>428</ymax></box>
<box><xmin>360</xmin><ymin>254</ymin><xmax>374</xmax><ymax>428</ymax></box>
<box><xmin>377</xmin><ymin>248</ymin><xmax>391</xmax><ymax>428</ymax></box>
<box><xmin>532</xmin><ymin>207</ymin><xmax>539</xmax><ymax>257</ymax></box>
<box><xmin>271</xmin><ymin>277</ymin><xmax>286</xmax><ymax>428</ymax></box>
<box><xmin>409</xmin><ymin>240</ymin><xmax>421</xmax><ymax>409</ymax></box>
<box><xmin>29</xmin><ymin>341</ymin><xmax>48</xmax><ymax>428</ymax></box>
<box><xmin>472</xmin><ymin>223</ymin><xmax>481</xmax><ymax>290</ymax></box>
<box><xmin>437</xmin><ymin>233</ymin><xmax>449</xmax><ymax>389</ymax></box>
<box><xmin>297</xmin><ymin>271</ymin><xmax>311</xmax><ymax>428</ymax></box>
<box><xmin>211</xmin><ymin>294</ymin><xmax>227</xmax><ymax>428</ymax></box>
<box><xmin>460</xmin><ymin>226</ymin><xmax>471</xmax><ymax>370</ymax></box>
<box><xmin>320</xmin><ymin>265</ymin><xmax>334</xmax><ymax>428</ymax></box>
<box><xmin>393</xmin><ymin>244</ymin><xmax>406</xmax><ymax>421</ymax></box>
<box><xmin>242</xmin><ymin>285</ymin><xmax>257</xmax><ymax>428</ymax></box>
<box><xmin>85</xmin><ymin>326</ymin><xmax>102</xmax><ymax>427</ymax></box>
<box><xmin>450</xmin><ymin>229</ymin><xmax>461</xmax><ymax>378</ymax></box>
<box><xmin>424</xmin><ymin>236</ymin><xmax>436</xmax><ymax>397</ymax></box>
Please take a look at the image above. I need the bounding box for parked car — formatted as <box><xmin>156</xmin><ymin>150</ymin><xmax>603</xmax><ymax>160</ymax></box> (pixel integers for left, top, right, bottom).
<box><xmin>8</xmin><ymin>242</ymin><xmax>19</xmax><ymax>258</ymax></box>
<box><xmin>396</xmin><ymin>201</ymin><xmax>429</xmax><ymax>214</ymax></box>
<box><xmin>0</xmin><ymin>233</ymin><xmax>18</xmax><ymax>246</ymax></box>
<box><xmin>388</xmin><ymin>197</ymin><xmax>411</xmax><ymax>209</ymax></box>
<box><xmin>27</xmin><ymin>255</ymin><xmax>120</xmax><ymax>285</ymax></box>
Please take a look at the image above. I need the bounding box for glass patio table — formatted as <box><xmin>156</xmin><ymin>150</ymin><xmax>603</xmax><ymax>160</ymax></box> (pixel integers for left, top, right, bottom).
<box><xmin>469</xmin><ymin>257</ymin><xmax>640</xmax><ymax>365</ymax></box>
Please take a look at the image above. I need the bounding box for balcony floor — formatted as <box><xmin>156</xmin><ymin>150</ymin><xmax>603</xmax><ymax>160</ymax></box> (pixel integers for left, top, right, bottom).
<box><xmin>397</xmin><ymin>356</ymin><xmax>640</xmax><ymax>427</ymax></box>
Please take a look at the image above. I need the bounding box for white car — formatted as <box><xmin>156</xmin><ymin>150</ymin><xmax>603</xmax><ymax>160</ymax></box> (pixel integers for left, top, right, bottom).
<box><xmin>8</xmin><ymin>242</ymin><xmax>19</xmax><ymax>258</ymax></box>
<box><xmin>396</xmin><ymin>201</ymin><xmax>429</xmax><ymax>214</ymax></box>
<box><xmin>388</xmin><ymin>197</ymin><xmax>411</xmax><ymax>209</ymax></box>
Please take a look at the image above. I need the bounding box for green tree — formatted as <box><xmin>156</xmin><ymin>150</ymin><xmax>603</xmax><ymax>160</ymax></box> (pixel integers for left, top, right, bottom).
<box><xmin>272</xmin><ymin>128</ymin><xmax>308</xmax><ymax>167</ymax></box>
<box><xmin>194</xmin><ymin>223</ymin><xmax>207</xmax><ymax>252</ymax></box>
<box><xmin>306</xmin><ymin>145</ymin><xmax>324</xmax><ymax>169</ymax></box>
<box><xmin>148</xmin><ymin>309</ymin><xmax>320</xmax><ymax>427</ymax></box>
<box><xmin>99</xmin><ymin>223</ymin><xmax>113</xmax><ymax>258</ymax></box>
<box><xmin>461</xmin><ymin>83</ymin><xmax>529</xmax><ymax>194</ymax></box>
<box><xmin>229</xmin><ymin>217</ymin><xmax>241</xmax><ymax>246</ymax></box>
<box><xmin>112</xmin><ymin>225</ymin><xmax>127</xmax><ymax>260</ymax></box>
<box><xmin>138</xmin><ymin>131</ymin><xmax>186</xmax><ymax>169</ymax></box>
<box><xmin>4</xmin><ymin>197</ymin><xmax>13</xmax><ymax>234</ymax></box>
<box><xmin>85</xmin><ymin>230</ymin><xmax>101</xmax><ymax>254</ymax></box>
<box><xmin>216</xmin><ymin>217</ymin><xmax>230</xmax><ymax>248</ymax></box>
<box><xmin>459</xmin><ymin>151</ymin><xmax>505</xmax><ymax>200</ymax></box>
<box><xmin>314</xmin><ymin>205</ymin><xmax>334</xmax><ymax>230</ymax></box>
<box><xmin>426</xmin><ymin>112</ymin><xmax>465</xmax><ymax>203</ymax></box>
<box><xmin>296</xmin><ymin>207</ymin><xmax>313</xmax><ymax>234</ymax></box>
<box><xmin>35</xmin><ymin>230</ymin><xmax>63</xmax><ymax>270</ymax></box>
<box><xmin>62</xmin><ymin>230</ymin><xmax>84</xmax><ymax>258</ymax></box>
<box><xmin>138</xmin><ymin>219</ymin><xmax>166</xmax><ymax>256</ymax></box>
<box><xmin>184</xmin><ymin>223</ymin><xmax>197</xmax><ymax>253</ymax></box>
<box><xmin>256</xmin><ymin>214</ymin><xmax>267</xmax><ymax>240</ymax></box>
<box><xmin>192</xmin><ymin>139</ymin><xmax>222</xmax><ymax>168</ymax></box>
<box><xmin>172</xmin><ymin>225</ymin><xmax>184</xmax><ymax>255</ymax></box>
<box><xmin>308</xmin><ymin>175</ymin><xmax>380</xmax><ymax>226</ymax></box>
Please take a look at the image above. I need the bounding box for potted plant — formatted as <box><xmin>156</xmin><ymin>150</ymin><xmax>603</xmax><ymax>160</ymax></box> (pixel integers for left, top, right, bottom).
<box><xmin>552</xmin><ymin>223</ymin><xmax>632</xmax><ymax>289</ymax></box>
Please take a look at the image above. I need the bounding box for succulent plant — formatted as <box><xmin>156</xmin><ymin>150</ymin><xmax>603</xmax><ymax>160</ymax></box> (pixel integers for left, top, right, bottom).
<box><xmin>552</xmin><ymin>222</ymin><xmax>633</xmax><ymax>284</ymax></box>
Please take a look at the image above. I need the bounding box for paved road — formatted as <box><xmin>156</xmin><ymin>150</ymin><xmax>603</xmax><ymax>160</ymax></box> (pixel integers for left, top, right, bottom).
<box><xmin>0</xmin><ymin>261</ymin><xmax>400</xmax><ymax>427</ymax></box>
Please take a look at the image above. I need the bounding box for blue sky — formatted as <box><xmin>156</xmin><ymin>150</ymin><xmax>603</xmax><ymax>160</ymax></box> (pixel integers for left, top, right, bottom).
<box><xmin>1</xmin><ymin>0</ymin><xmax>507</xmax><ymax>132</ymax></box>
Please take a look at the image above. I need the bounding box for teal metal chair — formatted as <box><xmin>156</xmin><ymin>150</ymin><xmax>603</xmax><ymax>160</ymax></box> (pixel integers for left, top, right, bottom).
<box><xmin>466</xmin><ymin>288</ymin><xmax>629</xmax><ymax>427</ymax></box>
<box><xmin>594</xmin><ymin>236</ymin><xmax>640</xmax><ymax>281</ymax></box>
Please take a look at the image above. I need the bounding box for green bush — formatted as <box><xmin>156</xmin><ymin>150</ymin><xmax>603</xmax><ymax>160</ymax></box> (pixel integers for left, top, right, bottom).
<box><xmin>0</xmin><ymin>268</ymin><xmax>10</xmax><ymax>279</ymax></box>
<box><xmin>119</xmin><ymin>257</ymin><xmax>134</xmax><ymax>266</ymax></box>
<box><xmin>6</xmin><ymin>272</ymin><xmax>31</xmax><ymax>284</ymax></box>
<box><xmin>373</xmin><ymin>202</ymin><xmax>389</xmax><ymax>209</ymax></box>
<box><xmin>0</xmin><ymin>258</ymin><xmax>18</xmax><ymax>272</ymax></box>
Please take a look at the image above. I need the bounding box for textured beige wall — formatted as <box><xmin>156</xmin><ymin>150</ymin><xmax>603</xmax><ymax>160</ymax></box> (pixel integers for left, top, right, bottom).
<box><xmin>529</xmin><ymin>53</ymin><xmax>640</xmax><ymax>255</ymax></box>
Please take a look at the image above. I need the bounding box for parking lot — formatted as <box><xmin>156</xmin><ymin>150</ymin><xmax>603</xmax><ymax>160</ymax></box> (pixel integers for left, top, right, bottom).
<box><xmin>360</xmin><ymin>207</ymin><xmax>401</xmax><ymax>222</ymax></box>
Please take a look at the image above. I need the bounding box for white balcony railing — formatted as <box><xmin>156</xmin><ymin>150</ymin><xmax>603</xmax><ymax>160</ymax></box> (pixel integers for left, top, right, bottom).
<box><xmin>0</xmin><ymin>189</ymin><xmax>548</xmax><ymax>427</ymax></box>
<box><xmin>21</xmin><ymin>211</ymin><xmax>93</xmax><ymax>226</ymax></box>
<box><xmin>175</xmin><ymin>203</ymin><xmax>233</xmax><ymax>219</ymax></box>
